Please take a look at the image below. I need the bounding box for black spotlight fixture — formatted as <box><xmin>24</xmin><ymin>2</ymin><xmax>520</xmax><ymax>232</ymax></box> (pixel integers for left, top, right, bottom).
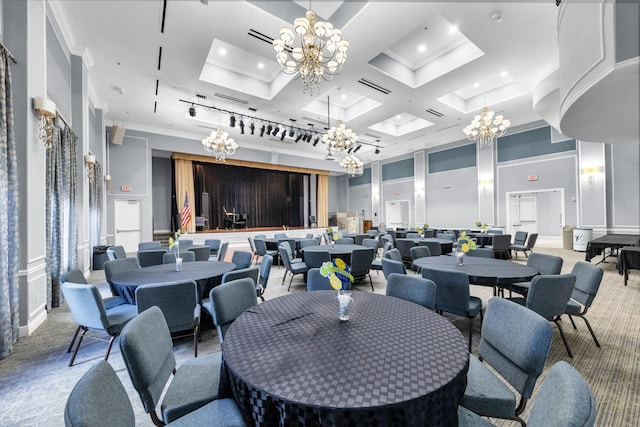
<box><xmin>353</xmin><ymin>144</ymin><xmax>362</xmax><ymax>153</ymax></box>
<box><xmin>266</xmin><ymin>124</ymin><xmax>273</xmax><ymax>135</ymax></box>
<box><xmin>313</xmin><ymin>135</ymin><xmax>320</xmax><ymax>146</ymax></box>
<box><xmin>289</xmin><ymin>119</ymin><xmax>296</xmax><ymax>137</ymax></box>
<box><xmin>260</xmin><ymin>124</ymin><xmax>266</xmax><ymax>137</ymax></box>
<box><xmin>249</xmin><ymin>122</ymin><xmax>255</xmax><ymax>135</ymax></box>
<box><xmin>295</xmin><ymin>132</ymin><xmax>303</xmax><ymax>142</ymax></box>
<box><xmin>239</xmin><ymin>118</ymin><xmax>245</xmax><ymax>134</ymax></box>
<box><xmin>374</xmin><ymin>148</ymin><xmax>380</xmax><ymax>154</ymax></box>
<box><xmin>272</xmin><ymin>125</ymin><xmax>280</xmax><ymax>136</ymax></box>
<box><xmin>229</xmin><ymin>115</ymin><xmax>236</xmax><ymax>127</ymax></box>
<box><xmin>280</xmin><ymin>129</ymin><xmax>286</xmax><ymax>140</ymax></box>
<box><xmin>188</xmin><ymin>105</ymin><xmax>196</xmax><ymax>117</ymax></box>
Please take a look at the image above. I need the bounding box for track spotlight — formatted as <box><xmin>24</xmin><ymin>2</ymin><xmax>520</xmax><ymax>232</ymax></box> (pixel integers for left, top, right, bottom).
<box><xmin>295</xmin><ymin>133</ymin><xmax>303</xmax><ymax>142</ymax></box>
<box><xmin>272</xmin><ymin>125</ymin><xmax>280</xmax><ymax>136</ymax></box>
<box><xmin>260</xmin><ymin>124</ymin><xmax>266</xmax><ymax>137</ymax></box>
<box><xmin>289</xmin><ymin>119</ymin><xmax>296</xmax><ymax>137</ymax></box>
<box><xmin>280</xmin><ymin>129</ymin><xmax>286</xmax><ymax>140</ymax></box>
<box><xmin>249</xmin><ymin>122</ymin><xmax>255</xmax><ymax>135</ymax></box>
<box><xmin>229</xmin><ymin>115</ymin><xmax>236</xmax><ymax>127</ymax></box>
<box><xmin>239</xmin><ymin>118</ymin><xmax>245</xmax><ymax>134</ymax></box>
<box><xmin>347</xmin><ymin>147</ymin><xmax>353</xmax><ymax>154</ymax></box>
<box><xmin>313</xmin><ymin>135</ymin><xmax>320</xmax><ymax>146</ymax></box>
<box><xmin>188</xmin><ymin>105</ymin><xmax>196</xmax><ymax>117</ymax></box>
<box><xmin>266</xmin><ymin>124</ymin><xmax>273</xmax><ymax>135</ymax></box>
<box><xmin>374</xmin><ymin>148</ymin><xmax>380</xmax><ymax>154</ymax></box>
<box><xmin>353</xmin><ymin>144</ymin><xmax>362</xmax><ymax>153</ymax></box>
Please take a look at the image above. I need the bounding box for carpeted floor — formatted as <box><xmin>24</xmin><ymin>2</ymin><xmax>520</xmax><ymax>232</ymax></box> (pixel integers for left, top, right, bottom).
<box><xmin>0</xmin><ymin>244</ymin><xmax>638</xmax><ymax>426</ymax></box>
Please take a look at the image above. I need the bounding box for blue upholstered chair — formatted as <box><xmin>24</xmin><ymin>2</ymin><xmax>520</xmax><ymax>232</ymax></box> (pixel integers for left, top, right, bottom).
<box><xmin>304</xmin><ymin>250</ymin><xmax>331</xmax><ymax>269</ymax></box>
<box><xmin>135</xmin><ymin>280</ymin><xmax>202</xmax><ymax>357</ymax></box>
<box><xmin>405</xmin><ymin>232</ymin><xmax>422</xmax><ymax>239</ymax></box>
<box><xmin>506</xmin><ymin>252</ymin><xmax>564</xmax><ymax>297</ymax></box>
<box><xmin>466</xmin><ymin>248</ymin><xmax>494</xmax><ymax>258</ymax></box>
<box><xmin>188</xmin><ymin>246</ymin><xmax>212</xmax><ymax>262</ymax></box>
<box><xmin>177</xmin><ymin>238</ymin><xmax>194</xmax><ymax>249</ymax></box>
<box><xmin>138</xmin><ymin>241</ymin><xmax>161</xmax><ymax>251</ymax></box>
<box><xmin>395</xmin><ymin>239</ymin><xmax>416</xmax><ymax>265</ymax></box>
<box><xmin>247</xmin><ymin>236</ymin><xmax>258</xmax><ymax>265</ymax></box>
<box><xmin>257</xmin><ymin>254</ymin><xmax>273</xmax><ymax>302</ymax></box>
<box><xmin>386</xmin><ymin>273</ymin><xmax>436</xmax><ymax>311</ymax></box>
<box><xmin>137</xmin><ymin>248</ymin><xmax>168</xmax><ymax>267</ymax></box>
<box><xmin>254</xmin><ymin>238</ymin><xmax>278</xmax><ymax>266</ymax></box>
<box><xmin>61</xmin><ymin>268</ymin><xmax>125</xmax><ymax>309</ymax></box>
<box><xmin>458</xmin><ymin>361</ymin><xmax>596</xmax><ymax>427</ymax></box>
<box><xmin>61</xmin><ymin>282</ymin><xmax>137</xmax><ymax>367</ymax></box>
<box><xmin>361</xmin><ymin>237</ymin><xmax>380</xmax><ymax>254</ymax></box>
<box><xmin>279</xmin><ymin>240</ymin><xmax>302</xmax><ymax>263</ymax></box>
<box><xmin>350</xmin><ymin>247</ymin><xmax>375</xmax><ymax>291</ymax></box>
<box><xmin>421</xmin><ymin>267</ymin><xmax>483</xmax><ymax>352</ymax></box>
<box><xmin>231</xmin><ymin>250</ymin><xmax>253</xmax><ymax>270</ymax></box>
<box><xmin>279</xmin><ymin>247</ymin><xmax>308</xmax><ymax>291</ymax></box>
<box><xmin>371</xmin><ymin>242</ymin><xmax>393</xmax><ymax>274</ymax></box>
<box><xmin>217</xmin><ymin>241</ymin><xmax>229</xmax><ymax>262</ymax></box>
<box><xmin>335</xmin><ymin>237</ymin><xmax>354</xmax><ymax>245</ymax></box>
<box><xmin>204</xmin><ymin>238</ymin><xmax>221</xmax><ymax>259</ymax></box>
<box><xmin>418</xmin><ymin>240</ymin><xmax>441</xmax><ymax>256</ymax></box>
<box><xmin>381</xmin><ymin>258</ymin><xmax>406</xmax><ymax>279</ymax></box>
<box><xmin>307</xmin><ymin>268</ymin><xmax>340</xmax><ymax>291</ymax></box>
<box><xmin>208</xmin><ymin>278</ymin><xmax>257</xmax><ymax>345</ymax></box>
<box><xmin>107</xmin><ymin>245</ymin><xmax>127</xmax><ymax>259</ymax></box>
<box><xmin>512</xmin><ymin>230</ymin><xmax>528</xmax><ymax>246</ymax></box>
<box><xmin>299</xmin><ymin>238</ymin><xmax>319</xmax><ymax>251</ymax></box>
<box><xmin>564</xmin><ymin>261</ymin><xmax>604</xmax><ymax>348</ymax></box>
<box><xmin>489</xmin><ymin>234</ymin><xmax>512</xmax><ymax>260</ymax></box>
<box><xmin>461</xmin><ymin>297</ymin><xmax>553</xmax><ymax>426</ymax></box>
<box><xmin>384</xmin><ymin>248</ymin><xmax>402</xmax><ymax>262</ymax></box>
<box><xmin>510</xmin><ymin>233</ymin><xmax>538</xmax><ymax>259</ymax></box>
<box><xmin>163</xmin><ymin>251</ymin><xmax>196</xmax><ymax>264</ymax></box>
<box><xmin>104</xmin><ymin>257</ymin><xmax>141</xmax><ymax>298</ymax></box>
<box><xmin>409</xmin><ymin>245</ymin><xmax>431</xmax><ymax>272</ymax></box>
<box><xmin>119</xmin><ymin>306</ymin><xmax>225</xmax><ymax>425</ymax></box>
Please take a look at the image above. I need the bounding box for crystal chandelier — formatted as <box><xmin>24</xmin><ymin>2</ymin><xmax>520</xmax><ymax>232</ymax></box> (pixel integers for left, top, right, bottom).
<box><xmin>463</xmin><ymin>106</ymin><xmax>511</xmax><ymax>149</ymax></box>
<box><xmin>201</xmin><ymin>127</ymin><xmax>238</xmax><ymax>162</ymax></box>
<box><xmin>272</xmin><ymin>9</ymin><xmax>350</xmax><ymax>94</ymax></box>
<box><xmin>322</xmin><ymin>119</ymin><xmax>358</xmax><ymax>152</ymax></box>
<box><xmin>340</xmin><ymin>154</ymin><xmax>363</xmax><ymax>176</ymax></box>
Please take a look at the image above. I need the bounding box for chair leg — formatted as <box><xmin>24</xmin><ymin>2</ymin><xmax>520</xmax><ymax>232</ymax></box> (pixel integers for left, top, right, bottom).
<box><xmin>281</xmin><ymin>271</ymin><xmax>288</xmax><ymax>286</ymax></box>
<box><xmin>104</xmin><ymin>335</ymin><xmax>117</xmax><ymax>361</ymax></box>
<box><xmin>287</xmin><ymin>274</ymin><xmax>295</xmax><ymax>291</ymax></box>
<box><xmin>468</xmin><ymin>318</ymin><xmax>474</xmax><ymax>352</ymax></box>
<box><xmin>368</xmin><ymin>274</ymin><xmax>374</xmax><ymax>291</ymax></box>
<box><xmin>67</xmin><ymin>325</ymin><xmax>82</xmax><ymax>353</ymax></box>
<box><xmin>580</xmin><ymin>315</ymin><xmax>601</xmax><ymax>347</ymax></box>
<box><xmin>68</xmin><ymin>327</ymin><xmax>88</xmax><ymax>367</ymax></box>
<box><xmin>568</xmin><ymin>314</ymin><xmax>577</xmax><ymax>329</ymax></box>
<box><xmin>554</xmin><ymin>319</ymin><xmax>573</xmax><ymax>358</ymax></box>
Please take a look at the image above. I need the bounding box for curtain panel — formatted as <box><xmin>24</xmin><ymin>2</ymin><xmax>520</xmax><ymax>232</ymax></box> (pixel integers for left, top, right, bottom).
<box><xmin>45</xmin><ymin>124</ymin><xmax>77</xmax><ymax>309</ymax></box>
<box><xmin>317</xmin><ymin>175</ymin><xmax>329</xmax><ymax>228</ymax></box>
<box><xmin>174</xmin><ymin>158</ymin><xmax>196</xmax><ymax>234</ymax></box>
<box><xmin>0</xmin><ymin>50</ymin><xmax>20</xmax><ymax>359</ymax></box>
<box><xmin>89</xmin><ymin>161</ymin><xmax>103</xmax><ymax>253</ymax></box>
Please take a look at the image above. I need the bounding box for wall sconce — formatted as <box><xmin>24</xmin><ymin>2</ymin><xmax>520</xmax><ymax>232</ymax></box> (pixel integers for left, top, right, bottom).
<box><xmin>33</xmin><ymin>97</ymin><xmax>57</xmax><ymax>149</ymax></box>
<box><xmin>372</xmin><ymin>190</ymin><xmax>380</xmax><ymax>199</ymax></box>
<box><xmin>104</xmin><ymin>174</ymin><xmax>111</xmax><ymax>192</ymax></box>
<box><xmin>415</xmin><ymin>186</ymin><xmax>424</xmax><ymax>197</ymax></box>
<box><xmin>84</xmin><ymin>153</ymin><xmax>96</xmax><ymax>183</ymax></box>
<box><xmin>580</xmin><ymin>166</ymin><xmax>603</xmax><ymax>187</ymax></box>
<box><xmin>479</xmin><ymin>178</ymin><xmax>493</xmax><ymax>193</ymax></box>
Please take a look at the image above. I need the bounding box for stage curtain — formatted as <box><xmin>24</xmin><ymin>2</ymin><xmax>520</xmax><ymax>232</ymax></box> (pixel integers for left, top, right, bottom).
<box><xmin>193</xmin><ymin>162</ymin><xmax>306</xmax><ymax>229</ymax></box>
<box><xmin>317</xmin><ymin>174</ymin><xmax>328</xmax><ymax>227</ymax></box>
<box><xmin>174</xmin><ymin>158</ymin><xmax>196</xmax><ymax>233</ymax></box>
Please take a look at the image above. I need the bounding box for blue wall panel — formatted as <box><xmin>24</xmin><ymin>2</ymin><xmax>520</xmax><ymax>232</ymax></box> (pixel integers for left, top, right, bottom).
<box><xmin>428</xmin><ymin>144</ymin><xmax>476</xmax><ymax>173</ymax></box>
<box><xmin>497</xmin><ymin>126</ymin><xmax>576</xmax><ymax>162</ymax></box>
<box><xmin>349</xmin><ymin>167</ymin><xmax>372</xmax><ymax>186</ymax></box>
<box><xmin>382</xmin><ymin>158</ymin><xmax>414</xmax><ymax>181</ymax></box>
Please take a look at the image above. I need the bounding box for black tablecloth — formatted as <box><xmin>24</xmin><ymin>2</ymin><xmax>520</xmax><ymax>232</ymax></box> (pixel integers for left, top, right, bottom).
<box><xmin>221</xmin><ymin>291</ymin><xmax>469</xmax><ymax>426</ymax></box>
<box><xmin>110</xmin><ymin>261</ymin><xmax>236</xmax><ymax>303</ymax></box>
<box><xmin>585</xmin><ymin>234</ymin><xmax>640</xmax><ymax>263</ymax></box>
<box><xmin>412</xmin><ymin>256</ymin><xmax>538</xmax><ymax>287</ymax></box>
<box><xmin>617</xmin><ymin>246</ymin><xmax>640</xmax><ymax>275</ymax></box>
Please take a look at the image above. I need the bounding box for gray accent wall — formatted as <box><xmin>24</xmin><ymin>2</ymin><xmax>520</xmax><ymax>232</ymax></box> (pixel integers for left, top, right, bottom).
<box><xmin>425</xmin><ymin>167</ymin><xmax>479</xmax><ymax>228</ymax></box>
<box><xmin>152</xmin><ymin>157</ymin><xmax>172</xmax><ymax>233</ymax></box>
<box><xmin>611</xmin><ymin>143</ymin><xmax>640</xmax><ymax>228</ymax></box>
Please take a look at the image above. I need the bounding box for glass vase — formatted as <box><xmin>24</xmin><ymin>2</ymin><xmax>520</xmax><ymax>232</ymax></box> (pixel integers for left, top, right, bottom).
<box><xmin>456</xmin><ymin>251</ymin><xmax>465</xmax><ymax>266</ymax></box>
<box><xmin>175</xmin><ymin>257</ymin><xmax>183</xmax><ymax>271</ymax></box>
<box><xmin>337</xmin><ymin>290</ymin><xmax>353</xmax><ymax>321</ymax></box>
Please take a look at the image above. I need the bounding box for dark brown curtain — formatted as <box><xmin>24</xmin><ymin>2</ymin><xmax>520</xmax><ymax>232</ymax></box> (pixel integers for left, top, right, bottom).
<box><xmin>193</xmin><ymin>162</ymin><xmax>306</xmax><ymax>229</ymax></box>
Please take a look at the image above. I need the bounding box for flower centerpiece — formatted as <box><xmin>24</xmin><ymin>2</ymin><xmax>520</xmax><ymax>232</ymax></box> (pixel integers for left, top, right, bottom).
<box><xmin>320</xmin><ymin>258</ymin><xmax>354</xmax><ymax>321</ymax></box>
<box><xmin>475</xmin><ymin>221</ymin><xmax>489</xmax><ymax>233</ymax></box>
<box><xmin>331</xmin><ymin>231</ymin><xmax>343</xmax><ymax>248</ymax></box>
<box><xmin>168</xmin><ymin>229</ymin><xmax>182</xmax><ymax>271</ymax></box>
<box><xmin>456</xmin><ymin>231</ymin><xmax>477</xmax><ymax>265</ymax></box>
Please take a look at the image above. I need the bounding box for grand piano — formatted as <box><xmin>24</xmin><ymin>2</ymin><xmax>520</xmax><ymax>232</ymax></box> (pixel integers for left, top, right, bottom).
<box><xmin>223</xmin><ymin>208</ymin><xmax>248</xmax><ymax>229</ymax></box>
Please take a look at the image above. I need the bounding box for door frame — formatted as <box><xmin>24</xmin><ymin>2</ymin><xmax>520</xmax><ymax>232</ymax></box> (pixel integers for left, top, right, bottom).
<box><xmin>505</xmin><ymin>188</ymin><xmax>565</xmax><ymax>237</ymax></box>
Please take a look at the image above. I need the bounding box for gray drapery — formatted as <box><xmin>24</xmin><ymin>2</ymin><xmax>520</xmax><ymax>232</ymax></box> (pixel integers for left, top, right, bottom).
<box><xmin>89</xmin><ymin>161</ymin><xmax>103</xmax><ymax>256</ymax></box>
<box><xmin>45</xmin><ymin>122</ymin><xmax>78</xmax><ymax>308</ymax></box>
<box><xmin>0</xmin><ymin>49</ymin><xmax>20</xmax><ymax>359</ymax></box>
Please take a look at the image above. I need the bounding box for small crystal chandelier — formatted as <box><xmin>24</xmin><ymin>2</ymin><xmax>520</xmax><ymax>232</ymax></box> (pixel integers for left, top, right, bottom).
<box><xmin>272</xmin><ymin>9</ymin><xmax>350</xmax><ymax>94</ymax></box>
<box><xmin>322</xmin><ymin>119</ymin><xmax>358</xmax><ymax>152</ymax></box>
<box><xmin>463</xmin><ymin>106</ymin><xmax>511</xmax><ymax>149</ymax></box>
<box><xmin>201</xmin><ymin>127</ymin><xmax>238</xmax><ymax>162</ymax></box>
<box><xmin>340</xmin><ymin>154</ymin><xmax>363</xmax><ymax>176</ymax></box>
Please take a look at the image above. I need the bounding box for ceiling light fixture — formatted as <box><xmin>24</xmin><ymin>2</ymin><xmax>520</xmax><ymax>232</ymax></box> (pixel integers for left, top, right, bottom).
<box><xmin>188</xmin><ymin>105</ymin><xmax>196</xmax><ymax>117</ymax></box>
<box><xmin>322</xmin><ymin>94</ymin><xmax>358</xmax><ymax>152</ymax></box>
<box><xmin>340</xmin><ymin>153</ymin><xmax>363</xmax><ymax>176</ymax></box>
<box><xmin>272</xmin><ymin>7</ymin><xmax>350</xmax><ymax>94</ymax></box>
<box><xmin>463</xmin><ymin>105</ymin><xmax>511</xmax><ymax>149</ymax></box>
<box><xmin>201</xmin><ymin>127</ymin><xmax>238</xmax><ymax>162</ymax></box>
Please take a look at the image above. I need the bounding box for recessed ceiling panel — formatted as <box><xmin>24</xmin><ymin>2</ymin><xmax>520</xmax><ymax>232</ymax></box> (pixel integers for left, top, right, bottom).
<box><xmin>368</xmin><ymin>113</ymin><xmax>434</xmax><ymax>137</ymax></box>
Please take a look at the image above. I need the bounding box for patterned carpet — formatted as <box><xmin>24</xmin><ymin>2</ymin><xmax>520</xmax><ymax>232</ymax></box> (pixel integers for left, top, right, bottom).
<box><xmin>0</xmin><ymin>244</ymin><xmax>638</xmax><ymax>426</ymax></box>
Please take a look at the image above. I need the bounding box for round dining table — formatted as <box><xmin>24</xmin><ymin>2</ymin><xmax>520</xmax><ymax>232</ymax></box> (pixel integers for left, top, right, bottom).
<box><xmin>221</xmin><ymin>291</ymin><xmax>469</xmax><ymax>426</ymax></box>
<box><xmin>301</xmin><ymin>244</ymin><xmax>365</xmax><ymax>263</ymax></box>
<box><xmin>110</xmin><ymin>261</ymin><xmax>236</xmax><ymax>303</ymax></box>
<box><xmin>412</xmin><ymin>256</ymin><xmax>538</xmax><ymax>289</ymax></box>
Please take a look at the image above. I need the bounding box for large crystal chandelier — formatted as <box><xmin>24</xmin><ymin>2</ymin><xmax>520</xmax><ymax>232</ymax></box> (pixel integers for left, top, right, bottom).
<box><xmin>272</xmin><ymin>9</ymin><xmax>349</xmax><ymax>94</ymax></box>
<box><xmin>340</xmin><ymin>154</ymin><xmax>363</xmax><ymax>176</ymax></box>
<box><xmin>463</xmin><ymin>106</ymin><xmax>511</xmax><ymax>149</ymax></box>
<box><xmin>322</xmin><ymin>119</ymin><xmax>358</xmax><ymax>152</ymax></box>
<box><xmin>201</xmin><ymin>127</ymin><xmax>238</xmax><ymax>162</ymax></box>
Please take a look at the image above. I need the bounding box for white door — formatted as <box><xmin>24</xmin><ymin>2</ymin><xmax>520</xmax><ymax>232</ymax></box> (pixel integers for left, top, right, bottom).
<box><xmin>519</xmin><ymin>197</ymin><xmax>537</xmax><ymax>235</ymax></box>
<box><xmin>385</xmin><ymin>200</ymin><xmax>410</xmax><ymax>228</ymax></box>
<box><xmin>115</xmin><ymin>199</ymin><xmax>141</xmax><ymax>253</ymax></box>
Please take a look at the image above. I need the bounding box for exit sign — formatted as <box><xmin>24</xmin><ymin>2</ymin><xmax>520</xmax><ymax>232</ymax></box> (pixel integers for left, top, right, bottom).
<box><xmin>121</xmin><ymin>185</ymin><xmax>131</xmax><ymax>192</ymax></box>
<box><xmin>528</xmin><ymin>175</ymin><xmax>538</xmax><ymax>181</ymax></box>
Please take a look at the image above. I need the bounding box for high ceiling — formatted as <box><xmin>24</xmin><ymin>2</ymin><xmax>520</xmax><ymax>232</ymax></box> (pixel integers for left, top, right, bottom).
<box><xmin>50</xmin><ymin>1</ymin><xmax>560</xmax><ymax>165</ymax></box>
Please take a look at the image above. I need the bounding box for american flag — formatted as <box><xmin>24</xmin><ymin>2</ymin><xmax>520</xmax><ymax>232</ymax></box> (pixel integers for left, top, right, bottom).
<box><xmin>181</xmin><ymin>192</ymin><xmax>192</xmax><ymax>230</ymax></box>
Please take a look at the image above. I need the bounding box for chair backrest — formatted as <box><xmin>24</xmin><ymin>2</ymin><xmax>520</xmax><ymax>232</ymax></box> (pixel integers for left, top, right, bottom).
<box><xmin>188</xmin><ymin>246</ymin><xmax>211</xmax><ymax>261</ymax></box>
<box><xmin>258</xmin><ymin>254</ymin><xmax>273</xmax><ymax>291</ymax></box>
<box><xmin>421</xmin><ymin>267</ymin><xmax>471</xmax><ymax>317</ymax></box>
<box><xmin>487</xmin><ymin>229</ymin><xmax>503</xmax><ymax>235</ymax></box>
<box><xmin>466</xmin><ymin>247</ymin><xmax>494</xmax><ymax>258</ymax></box>
<box><xmin>350</xmin><ymin>247</ymin><xmax>375</xmax><ymax>276</ymax></box>
<box><xmin>138</xmin><ymin>241</ymin><xmax>161</xmax><ymax>251</ymax></box>
<box><xmin>396</xmin><ymin>239</ymin><xmax>416</xmax><ymax>261</ymax></box>
<box><xmin>255</xmin><ymin>238</ymin><xmax>272</xmax><ymax>257</ymax></box>
<box><xmin>570</xmin><ymin>261</ymin><xmax>604</xmax><ymax>307</ymax></box>
<box><xmin>217</xmin><ymin>241</ymin><xmax>229</xmax><ymax>261</ymax></box>
<box><xmin>247</xmin><ymin>236</ymin><xmax>257</xmax><ymax>254</ymax></box>
<box><xmin>108</xmin><ymin>245</ymin><xmax>127</xmax><ymax>259</ymax></box>
<box><xmin>527</xmin><ymin>252</ymin><xmax>563</xmax><ymax>275</ymax></box>
<box><xmin>278</xmin><ymin>240</ymin><xmax>296</xmax><ymax>260</ymax></box>
<box><xmin>361</xmin><ymin>238</ymin><xmax>380</xmax><ymax>252</ymax></box>
<box><xmin>526</xmin><ymin>233</ymin><xmax>538</xmax><ymax>250</ymax></box>
<box><xmin>137</xmin><ymin>249</ymin><xmax>167</xmax><ymax>267</ymax></box>
<box><xmin>491</xmin><ymin>234</ymin><xmax>512</xmax><ymax>251</ymax></box>
<box><xmin>526</xmin><ymin>274</ymin><xmax>576</xmax><ymax>321</ymax></box>
<box><xmin>513</xmin><ymin>231</ymin><xmax>528</xmax><ymax>245</ymax></box>
<box><xmin>386</xmin><ymin>273</ymin><xmax>436</xmax><ymax>311</ymax></box>
<box><xmin>410</xmin><ymin>245</ymin><xmax>431</xmax><ymax>260</ymax></box>
<box><xmin>307</xmin><ymin>268</ymin><xmax>337</xmax><ymax>291</ymax></box>
<box><xmin>405</xmin><ymin>232</ymin><xmax>421</xmax><ymax>239</ymax></box>
<box><xmin>336</xmin><ymin>237</ymin><xmax>354</xmax><ymax>245</ymax></box>
<box><xmin>177</xmin><ymin>238</ymin><xmax>193</xmax><ymax>249</ymax></box>
<box><xmin>306</xmin><ymin>233</ymin><xmax>314</xmax><ymax>239</ymax></box>
<box><xmin>381</xmin><ymin>242</ymin><xmax>393</xmax><ymax>257</ymax></box>
<box><xmin>380</xmin><ymin>234</ymin><xmax>394</xmax><ymax>248</ymax></box>
<box><xmin>436</xmin><ymin>233</ymin><xmax>455</xmax><ymax>242</ymax></box>
<box><xmin>304</xmin><ymin>250</ymin><xmax>331</xmax><ymax>269</ymax></box>
<box><xmin>381</xmin><ymin>258</ymin><xmax>407</xmax><ymax>279</ymax></box>
<box><xmin>222</xmin><ymin>266</ymin><xmax>259</xmax><ymax>285</ymax></box>
<box><xmin>204</xmin><ymin>238</ymin><xmax>221</xmax><ymax>254</ymax></box>
<box><xmin>135</xmin><ymin>280</ymin><xmax>199</xmax><ymax>333</ymax></box>
<box><xmin>64</xmin><ymin>360</ymin><xmax>135</xmax><ymax>427</ymax></box>
<box><xmin>424</xmin><ymin>229</ymin><xmax>435</xmax><ymax>238</ymax></box>
<box><xmin>254</xmin><ymin>234</ymin><xmax>267</xmax><ymax>240</ymax></box>
<box><xmin>62</xmin><ymin>268</ymin><xmax>87</xmax><ymax>284</ymax></box>
<box><xmin>162</xmin><ymin>251</ymin><xmax>196</xmax><ymax>264</ymax></box>
<box><xmin>299</xmin><ymin>239</ymin><xmax>319</xmax><ymax>250</ymax></box>
<box><xmin>210</xmin><ymin>278</ymin><xmax>257</xmax><ymax>344</ymax></box>
<box><xmin>61</xmin><ymin>282</ymin><xmax>109</xmax><ymax>331</ymax></box>
<box><xmin>527</xmin><ymin>361</ymin><xmax>597</xmax><ymax>427</ymax></box>
<box><xmin>231</xmin><ymin>250</ymin><xmax>253</xmax><ymax>270</ymax></box>
<box><xmin>420</xmin><ymin>240</ymin><xmax>442</xmax><ymax>256</ymax></box>
<box><xmin>278</xmin><ymin>247</ymin><xmax>294</xmax><ymax>271</ymax></box>
<box><xmin>384</xmin><ymin>248</ymin><xmax>402</xmax><ymax>262</ymax></box>
<box><xmin>119</xmin><ymin>306</ymin><xmax>176</xmax><ymax>415</ymax></box>
<box><xmin>274</xmin><ymin>233</ymin><xmax>288</xmax><ymax>239</ymax></box>
<box><xmin>104</xmin><ymin>257</ymin><xmax>141</xmax><ymax>296</ymax></box>
<box><xmin>479</xmin><ymin>297</ymin><xmax>553</xmax><ymax>400</ymax></box>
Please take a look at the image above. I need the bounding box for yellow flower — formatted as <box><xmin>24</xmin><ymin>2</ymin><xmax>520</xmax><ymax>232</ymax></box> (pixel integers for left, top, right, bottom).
<box><xmin>168</xmin><ymin>237</ymin><xmax>176</xmax><ymax>250</ymax></box>
<box><xmin>461</xmin><ymin>242</ymin><xmax>470</xmax><ymax>253</ymax></box>
<box><xmin>335</xmin><ymin>258</ymin><xmax>346</xmax><ymax>270</ymax></box>
<box><xmin>460</xmin><ymin>231</ymin><xmax>467</xmax><ymax>238</ymax></box>
<box><xmin>329</xmin><ymin>274</ymin><xmax>342</xmax><ymax>291</ymax></box>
